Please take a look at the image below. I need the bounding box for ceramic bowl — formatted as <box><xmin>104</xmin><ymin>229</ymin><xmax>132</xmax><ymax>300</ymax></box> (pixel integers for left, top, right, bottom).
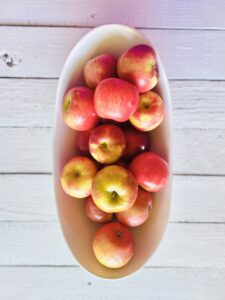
<box><xmin>53</xmin><ymin>24</ymin><xmax>172</xmax><ymax>279</ymax></box>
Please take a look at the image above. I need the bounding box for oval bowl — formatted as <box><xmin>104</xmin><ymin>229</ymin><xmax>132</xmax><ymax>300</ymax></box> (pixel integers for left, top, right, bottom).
<box><xmin>53</xmin><ymin>24</ymin><xmax>172</xmax><ymax>279</ymax></box>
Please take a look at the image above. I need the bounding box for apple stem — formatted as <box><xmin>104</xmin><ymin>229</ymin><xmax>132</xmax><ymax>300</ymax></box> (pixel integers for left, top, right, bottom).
<box><xmin>62</xmin><ymin>97</ymin><xmax>71</xmax><ymax>113</ymax></box>
<box><xmin>111</xmin><ymin>191</ymin><xmax>118</xmax><ymax>200</ymax></box>
<box><xmin>116</xmin><ymin>230</ymin><xmax>123</xmax><ymax>238</ymax></box>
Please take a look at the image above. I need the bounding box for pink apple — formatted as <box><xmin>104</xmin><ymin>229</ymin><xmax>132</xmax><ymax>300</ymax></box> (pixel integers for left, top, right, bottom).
<box><xmin>75</xmin><ymin>131</ymin><xmax>91</xmax><ymax>156</ymax></box>
<box><xmin>123</xmin><ymin>126</ymin><xmax>151</xmax><ymax>159</ymax></box>
<box><xmin>91</xmin><ymin>165</ymin><xmax>138</xmax><ymax>213</ymax></box>
<box><xmin>129</xmin><ymin>91</ymin><xmax>164</xmax><ymax>131</ymax></box>
<box><xmin>84</xmin><ymin>53</ymin><xmax>117</xmax><ymax>89</ymax></box>
<box><xmin>118</xmin><ymin>44</ymin><xmax>158</xmax><ymax>93</ymax></box>
<box><xmin>94</xmin><ymin>78</ymin><xmax>139</xmax><ymax>122</ymax></box>
<box><xmin>61</xmin><ymin>156</ymin><xmax>98</xmax><ymax>198</ymax></box>
<box><xmin>62</xmin><ymin>86</ymin><xmax>99</xmax><ymax>131</ymax></box>
<box><xmin>85</xmin><ymin>196</ymin><xmax>113</xmax><ymax>223</ymax></box>
<box><xmin>129</xmin><ymin>152</ymin><xmax>169</xmax><ymax>192</ymax></box>
<box><xmin>93</xmin><ymin>222</ymin><xmax>134</xmax><ymax>268</ymax></box>
<box><xmin>89</xmin><ymin>124</ymin><xmax>126</xmax><ymax>164</ymax></box>
<box><xmin>116</xmin><ymin>188</ymin><xmax>153</xmax><ymax>227</ymax></box>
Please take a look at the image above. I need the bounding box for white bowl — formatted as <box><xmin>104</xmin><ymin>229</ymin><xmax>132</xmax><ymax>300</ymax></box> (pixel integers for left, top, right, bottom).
<box><xmin>53</xmin><ymin>24</ymin><xmax>172</xmax><ymax>279</ymax></box>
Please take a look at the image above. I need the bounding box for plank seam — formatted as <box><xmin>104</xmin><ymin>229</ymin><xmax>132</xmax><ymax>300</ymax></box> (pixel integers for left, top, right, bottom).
<box><xmin>1</xmin><ymin>24</ymin><xmax>225</xmax><ymax>32</ymax></box>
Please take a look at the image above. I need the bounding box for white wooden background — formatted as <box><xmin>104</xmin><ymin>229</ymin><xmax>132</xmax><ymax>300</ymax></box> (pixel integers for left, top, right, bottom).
<box><xmin>0</xmin><ymin>1</ymin><xmax>225</xmax><ymax>299</ymax></box>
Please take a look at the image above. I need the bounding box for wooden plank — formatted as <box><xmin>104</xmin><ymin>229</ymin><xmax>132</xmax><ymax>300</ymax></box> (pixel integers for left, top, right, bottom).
<box><xmin>1</xmin><ymin>79</ymin><xmax>225</xmax><ymax>129</ymax></box>
<box><xmin>1</xmin><ymin>174</ymin><xmax>225</xmax><ymax>223</ymax></box>
<box><xmin>0</xmin><ymin>127</ymin><xmax>225</xmax><ymax>174</ymax></box>
<box><xmin>170</xmin><ymin>175</ymin><xmax>225</xmax><ymax>223</ymax></box>
<box><xmin>0</xmin><ymin>79</ymin><xmax>56</xmax><ymax>128</ymax></box>
<box><xmin>0</xmin><ymin>266</ymin><xmax>225</xmax><ymax>300</ymax></box>
<box><xmin>1</xmin><ymin>27</ymin><xmax>225</xmax><ymax>80</ymax></box>
<box><xmin>0</xmin><ymin>127</ymin><xmax>52</xmax><ymax>173</ymax></box>
<box><xmin>0</xmin><ymin>222</ymin><xmax>224</xmax><ymax>268</ymax></box>
<box><xmin>0</xmin><ymin>174</ymin><xmax>56</xmax><ymax>221</ymax></box>
<box><xmin>1</xmin><ymin>0</ymin><xmax>225</xmax><ymax>30</ymax></box>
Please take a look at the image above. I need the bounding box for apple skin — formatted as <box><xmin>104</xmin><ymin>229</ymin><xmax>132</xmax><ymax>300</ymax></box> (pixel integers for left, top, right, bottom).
<box><xmin>62</xmin><ymin>86</ymin><xmax>99</xmax><ymax>131</ymax></box>
<box><xmin>85</xmin><ymin>196</ymin><xmax>113</xmax><ymax>223</ymax></box>
<box><xmin>93</xmin><ymin>222</ymin><xmax>134</xmax><ymax>268</ymax></box>
<box><xmin>75</xmin><ymin>131</ymin><xmax>91</xmax><ymax>156</ymax></box>
<box><xmin>123</xmin><ymin>126</ymin><xmax>151</xmax><ymax>160</ymax></box>
<box><xmin>129</xmin><ymin>152</ymin><xmax>169</xmax><ymax>192</ymax></box>
<box><xmin>91</xmin><ymin>165</ymin><xmax>138</xmax><ymax>213</ymax></box>
<box><xmin>84</xmin><ymin>53</ymin><xmax>117</xmax><ymax>89</ymax></box>
<box><xmin>61</xmin><ymin>156</ymin><xmax>98</xmax><ymax>198</ymax></box>
<box><xmin>117</xmin><ymin>44</ymin><xmax>158</xmax><ymax>93</ymax></box>
<box><xmin>89</xmin><ymin>124</ymin><xmax>126</xmax><ymax>164</ymax></box>
<box><xmin>116</xmin><ymin>188</ymin><xmax>153</xmax><ymax>227</ymax></box>
<box><xmin>94</xmin><ymin>78</ymin><xmax>139</xmax><ymax>122</ymax></box>
<box><xmin>129</xmin><ymin>91</ymin><xmax>164</xmax><ymax>132</ymax></box>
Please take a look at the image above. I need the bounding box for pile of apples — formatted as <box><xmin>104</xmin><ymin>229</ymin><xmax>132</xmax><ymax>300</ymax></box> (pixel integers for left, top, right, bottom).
<box><xmin>61</xmin><ymin>44</ymin><xmax>168</xmax><ymax>269</ymax></box>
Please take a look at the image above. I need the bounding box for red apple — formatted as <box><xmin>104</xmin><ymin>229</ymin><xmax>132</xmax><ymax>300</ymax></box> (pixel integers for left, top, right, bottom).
<box><xmin>85</xmin><ymin>196</ymin><xmax>113</xmax><ymax>223</ymax></box>
<box><xmin>61</xmin><ymin>156</ymin><xmax>98</xmax><ymax>198</ymax></box>
<box><xmin>130</xmin><ymin>91</ymin><xmax>164</xmax><ymax>131</ymax></box>
<box><xmin>94</xmin><ymin>78</ymin><xmax>139</xmax><ymax>122</ymax></box>
<box><xmin>123</xmin><ymin>126</ymin><xmax>151</xmax><ymax>160</ymax></box>
<box><xmin>75</xmin><ymin>131</ymin><xmax>91</xmax><ymax>156</ymax></box>
<box><xmin>118</xmin><ymin>44</ymin><xmax>158</xmax><ymax>93</ymax></box>
<box><xmin>89</xmin><ymin>124</ymin><xmax>126</xmax><ymax>164</ymax></box>
<box><xmin>62</xmin><ymin>86</ymin><xmax>99</xmax><ymax>131</ymax></box>
<box><xmin>84</xmin><ymin>53</ymin><xmax>117</xmax><ymax>89</ymax></box>
<box><xmin>116</xmin><ymin>188</ymin><xmax>153</xmax><ymax>227</ymax></box>
<box><xmin>129</xmin><ymin>152</ymin><xmax>168</xmax><ymax>192</ymax></box>
<box><xmin>93</xmin><ymin>222</ymin><xmax>134</xmax><ymax>268</ymax></box>
<box><xmin>91</xmin><ymin>165</ymin><xmax>138</xmax><ymax>213</ymax></box>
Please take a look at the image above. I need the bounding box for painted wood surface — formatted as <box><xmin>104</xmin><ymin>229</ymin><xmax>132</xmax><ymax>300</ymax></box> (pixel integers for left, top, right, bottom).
<box><xmin>0</xmin><ymin>222</ymin><xmax>225</xmax><ymax>268</ymax></box>
<box><xmin>1</xmin><ymin>174</ymin><xmax>225</xmax><ymax>223</ymax></box>
<box><xmin>1</xmin><ymin>267</ymin><xmax>225</xmax><ymax>300</ymax></box>
<box><xmin>1</xmin><ymin>27</ymin><xmax>225</xmax><ymax>80</ymax></box>
<box><xmin>1</xmin><ymin>79</ymin><xmax>225</xmax><ymax>129</ymax></box>
<box><xmin>0</xmin><ymin>0</ymin><xmax>225</xmax><ymax>30</ymax></box>
<box><xmin>1</xmin><ymin>127</ymin><xmax>224</xmax><ymax>174</ymax></box>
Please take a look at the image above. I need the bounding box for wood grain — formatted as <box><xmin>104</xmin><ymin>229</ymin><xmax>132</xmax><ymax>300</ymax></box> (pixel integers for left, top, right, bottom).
<box><xmin>1</xmin><ymin>79</ymin><xmax>225</xmax><ymax>129</ymax></box>
<box><xmin>0</xmin><ymin>222</ymin><xmax>224</xmax><ymax>268</ymax></box>
<box><xmin>1</xmin><ymin>27</ymin><xmax>225</xmax><ymax>80</ymax></box>
<box><xmin>1</xmin><ymin>127</ymin><xmax>224</xmax><ymax>174</ymax></box>
<box><xmin>1</xmin><ymin>0</ymin><xmax>225</xmax><ymax>30</ymax></box>
<box><xmin>1</xmin><ymin>266</ymin><xmax>225</xmax><ymax>300</ymax></box>
<box><xmin>1</xmin><ymin>174</ymin><xmax>225</xmax><ymax>223</ymax></box>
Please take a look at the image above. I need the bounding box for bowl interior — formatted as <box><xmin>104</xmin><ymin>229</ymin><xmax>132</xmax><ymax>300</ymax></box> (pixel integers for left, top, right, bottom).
<box><xmin>54</xmin><ymin>24</ymin><xmax>172</xmax><ymax>279</ymax></box>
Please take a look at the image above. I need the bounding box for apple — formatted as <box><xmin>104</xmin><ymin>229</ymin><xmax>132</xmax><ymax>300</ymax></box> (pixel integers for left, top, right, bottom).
<box><xmin>62</xmin><ymin>86</ymin><xmax>99</xmax><ymax>131</ymax></box>
<box><xmin>123</xmin><ymin>126</ymin><xmax>151</xmax><ymax>159</ymax></box>
<box><xmin>75</xmin><ymin>131</ymin><xmax>91</xmax><ymax>156</ymax></box>
<box><xmin>91</xmin><ymin>165</ymin><xmax>138</xmax><ymax>213</ymax></box>
<box><xmin>117</xmin><ymin>44</ymin><xmax>158</xmax><ymax>93</ymax></box>
<box><xmin>85</xmin><ymin>196</ymin><xmax>113</xmax><ymax>223</ymax></box>
<box><xmin>61</xmin><ymin>156</ymin><xmax>98</xmax><ymax>198</ymax></box>
<box><xmin>116</xmin><ymin>188</ymin><xmax>153</xmax><ymax>227</ymax></box>
<box><xmin>89</xmin><ymin>124</ymin><xmax>126</xmax><ymax>164</ymax></box>
<box><xmin>129</xmin><ymin>152</ymin><xmax>168</xmax><ymax>192</ymax></box>
<box><xmin>93</xmin><ymin>222</ymin><xmax>134</xmax><ymax>268</ymax></box>
<box><xmin>129</xmin><ymin>91</ymin><xmax>164</xmax><ymax>131</ymax></box>
<box><xmin>84</xmin><ymin>53</ymin><xmax>117</xmax><ymax>89</ymax></box>
<box><xmin>94</xmin><ymin>78</ymin><xmax>139</xmax><ymax>122</ymax></box>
